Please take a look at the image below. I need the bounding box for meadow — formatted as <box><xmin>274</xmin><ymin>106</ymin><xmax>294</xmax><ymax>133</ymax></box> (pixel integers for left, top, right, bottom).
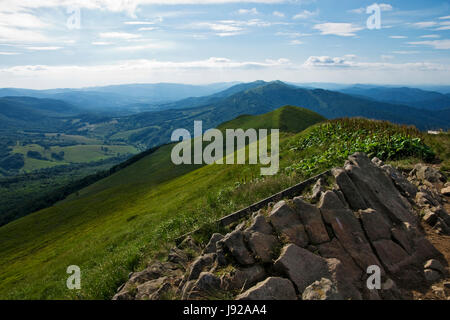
<box><xmin>0</xmin><ymin>108</ymin><xmax>447</xmax><ymax>299</ymax></box>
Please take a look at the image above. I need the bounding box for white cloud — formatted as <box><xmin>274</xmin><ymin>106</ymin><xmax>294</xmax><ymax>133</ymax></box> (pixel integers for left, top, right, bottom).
<box><xmin>124</xmin><ymin>21</ymin><xmax>155</xmax><ymax>25</ymax></box>
<box><xmin>0</xmin><ymin>25</ymin><xmax>49</xmax><ymax>43</ymax></box>
<box><xmin>392</xmin><ymin>51</ymin><xmax>419</xmax><ymax>54</ymax></box>
<box><xmin>0</xmin><ymin>51</ymin><xmax>20</xmax><ymax>55</ymax></box>
<box><xmin>420</xmin><ymin>34</ymin><xmax>440</xmax><ymax>38</ymax></box>
<box><xmin>273</xmin><ymin>11</ymin><xmax>285</xmax><ymax>18</ymax></box>
<box><xmin>0</xmin><ymin>12</ymin><xmax>49</xmax><ymax>29</ymax></box>
<box><xmin>439</xmin><ymin>15</ymin><xmax>450</xmax><ymax>20</ymax></box>
<box><xmin>92</xmin><ymin>41</ymin><xmax>113</xmax><ymax>45</ymax></box>
<box><xmin>115</xmin><ymin>41</ymin><xmax>174</xmax><ymax>51</ymax></box>
<box><xmin>189</xmin><ymin>19</ymin><xmax>271</xmax><ymax>37</ymax></box>
<box><xmin>26</xmin><ymin>46</ymin><xmax>62</xmax><ymax>51</ymax></box>
<box><xmin>139</xmin><ymin>27</ymin><xmax>157</xmax><ymax>31</ymax></box>
<box><xmin>379</xmin><ymin>4</ymin><xmax>393</xmax><ymax>11</ymax></box>
<box><xmin>2</xmin><ymin>56</ymin><xmax>449</xmax><ymax>88</ymax></box>
<box><xmin>435</xmin><ymin>21</ymin><xmax>450</xmax><ymax>30</ymax></box>
<box><xmin>389</xmin><ymin>35</ymin><xmax>407</xmax><ymax>39</ymax></box>
<box><xmin>289</xmin><ymin>40</ymin><xmax>303</xmax><ymax>45</ymax></box>
<box><xmin>381</xmin><ymin>55</ymin><xmax>394</xmax><ymax>61</ymax></box>
<box><xmin>314</xmin><ymin>23</ymin><xmax>363</xmax><ymax>37</ymax></box>
<box><xmin>238</xmin><ymin>8</ymin><xmax>258</xmax><ymax>15</ymax></box>
<box><xmin>293</xmin><ymin>10</ymin><xmax>318</xmax><ymax>20</ymax></box>
<box><xmin>1</xmin><ymin>0</ymin><xmax>287</xmax><ymax>17</ymax></box>
<box><xmin>350</xmin><ymin>3</ymin><xmax>393</xmax><ymax>14</ymax></box>
<box><xmin>99</xmin><ymin>32</ymin><xmax>142</xmax><ymax>39</ymax></box>
<box><xmin>408</xmin><ymin>40</ymin><xmax>450</xmax><ymax>50</ymax></box>
<box><xmin>412</xmin><ymin>21</ymin><xmax>438</xmax><ymax>28</ymax></box>
<box><xmin>276</xmin><ymin>32</ymin><xmax>310</xmax><ymax>37</ymax></box>
<box><xmin>303</xmin><ymin>55</ymin><xmax>357</xmax><ymax>68</ymax></box>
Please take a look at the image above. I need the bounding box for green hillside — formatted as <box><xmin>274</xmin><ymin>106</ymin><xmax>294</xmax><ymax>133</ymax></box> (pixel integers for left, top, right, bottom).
<box><xmin>218</xmin><ymin>105</ymin><xmax>325</xmax><ymax>132</ymax></box>
<box><xmin>0</xmin><ymin>107</ymin><xmax>445</xmax><ymax>300</ymax></box>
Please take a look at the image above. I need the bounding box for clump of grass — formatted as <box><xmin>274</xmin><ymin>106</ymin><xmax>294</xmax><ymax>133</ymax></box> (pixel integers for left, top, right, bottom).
<box><xmin>285</xmin><ymin>118</ymin><xmax>435</xmax><ymax>176</ymax></box>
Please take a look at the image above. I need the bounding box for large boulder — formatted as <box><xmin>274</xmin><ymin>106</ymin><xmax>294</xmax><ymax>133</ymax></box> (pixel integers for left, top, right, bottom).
<box><xmin>372</xmin><ymin>239</ymin><xmax>410</xmax><ymax>274</ymax></box>
<box><xmin>359</xmin><ymin>208</ymin><xmax>392</xmax><ymax>242</ymax></box>
<box><xmin>220</xmin><ymin>265</ymin><xmax>266</xmax><ymax>291</ymax></box>
<box><xmin>203</xmin><ymin>233</ymin><xmax>224</xmax><ymax>254</ymax></box>
<box><xmin>236</xmin><ymin>277</ymin><xmax>297</xmax><ymax>300</ymax></box>
<box><xmin>246</xmin><ymin>214</ymin><xmax>273</xmax><ymax>235</ymax></box>
<box><xmin>218</xmin><ymin>230</ymin><xmax>255</xmax><ymax>266</ymax></box>
<box><xmin>268</xmin><ymin>201</ymin><xmax>309</xmax><ymax>247</ymax></box>
<box><xmin>293</xmin><ymin>197</ymin><xmax>330</xmax><ymax>244</ymax></box>
<box><xmin>135</xmin><ymin>276</ymin><xmax>168</xmax><ymax>300</ymax></box>
<box><xmin>274</xmin><ymin>244</ymin><xmax>329</xmax><ymax>293</ymax></box>
<box><xmin>332</xmin><ymin>168</ymin><xmax>368</xmax><ymax>211</ymax></box>
<box><xmin>187</xmin><ymin>253</ymin><xmax>216</xmax><ymax>281</ymax></box>
<box><xmin>318</xmin><ymin>238</ymin><xmax>362</xmax><ymax>282</ymax></box>
<box><xmin>246</xmin><ymin>231</ymin><xmax>279</xmax><ymax>263</ymax></box>
<box><xmin>319</xmin><ymin>191</ymin><xmax>383</xmax><ymax>273</ymax></box>
<box><xmin>344</xmin><ymin>153</ymin><xmax>417</xmax><ymax>226</ymax></box>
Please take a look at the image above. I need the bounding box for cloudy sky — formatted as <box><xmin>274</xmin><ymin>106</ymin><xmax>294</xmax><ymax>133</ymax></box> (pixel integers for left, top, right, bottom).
<box><xmin>0</xmin><ymin>0</ymin><xmax>449</xmax><ymax>88</ymax></box>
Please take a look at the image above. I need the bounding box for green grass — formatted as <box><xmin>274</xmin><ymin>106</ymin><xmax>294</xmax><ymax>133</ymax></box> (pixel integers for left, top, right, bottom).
<box><xmin>11</xmin><ymin>144</ymin><xmax>138</xmax><ymax>172</ymax></box>
<box><xmin>0</xmin><ymin>109</ymin><xmax>447</xmax><ymax>300</ymax></box>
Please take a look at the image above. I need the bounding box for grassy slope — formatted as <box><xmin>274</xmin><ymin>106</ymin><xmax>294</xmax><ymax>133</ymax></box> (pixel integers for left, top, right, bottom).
<box><xmin>0</xmin><ymin>108</ymin><xmax>446</xmax><ymax>300</ymax></box>
<box><xmin>0</xmin><ymin>106</ymin><xmax>324</xmax><ymax>299</ymax></box>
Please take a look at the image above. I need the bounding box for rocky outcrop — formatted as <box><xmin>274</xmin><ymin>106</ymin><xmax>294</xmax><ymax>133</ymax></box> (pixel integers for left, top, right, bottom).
<box><xmin>113</xmin><ymin>153</ymin><xmax>449</xmax><ymax>300</ymax></box>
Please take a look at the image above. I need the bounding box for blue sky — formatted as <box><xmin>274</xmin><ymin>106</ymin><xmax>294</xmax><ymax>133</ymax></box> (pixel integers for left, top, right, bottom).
<box><xmin>0</xmin><ymin>0</ymin><xmax>449</xmax><ymax>88</ymax></box>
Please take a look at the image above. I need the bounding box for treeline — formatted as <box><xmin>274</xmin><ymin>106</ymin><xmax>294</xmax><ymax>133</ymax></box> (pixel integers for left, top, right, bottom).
<box><xmin>0</xmin><ymin>145</ymin><xmax>164</xmax><ymax>227</ymax></box>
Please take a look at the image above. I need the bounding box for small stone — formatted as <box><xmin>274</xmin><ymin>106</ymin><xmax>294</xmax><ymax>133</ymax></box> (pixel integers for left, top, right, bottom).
<box><xmin>302</xmin><ymin>278</ymin><xmax>343</xmax><ymax>300</ymax></box>
<box><xmin>441</xmin><ymin>187</ymin><xmax>450</xmax><ymax>196</ymax></box>
<box><xmin>424</xmin><ymin>259</ymin><xmax>445</xmax><ymax>274</ymax></box>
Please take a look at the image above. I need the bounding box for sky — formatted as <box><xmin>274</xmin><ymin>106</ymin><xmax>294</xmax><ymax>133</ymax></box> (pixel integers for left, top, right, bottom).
<box><xmin>0</xmin><ymin>0</ymin><xmax>449</xmax><ymax>89</ymax></box>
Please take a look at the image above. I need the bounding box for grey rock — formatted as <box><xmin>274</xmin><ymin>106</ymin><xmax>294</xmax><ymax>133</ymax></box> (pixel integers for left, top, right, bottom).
<box><xmin>246</xmin><ymin>231</ymin><xmax>278</xmax><ymax>263</ymax></box>
<box><xmin>246</xmin><ymin>214</ymin><xmax>273</xmax><ymax>235</ymax></box>
<box><xmin>188</xmin><ymin>253</ymin><xmax>216</xmax><ymax>281</ymax></box>
<box><xmin>311</xmin><ymin>178</ymin><xmax>326</xmax><ymax>202</ymax></box>
<box><xmin>382</xmin><ymin>164</ymin><xmax>417</xmax><ymax>198</ymax></box>
<box><xmin>345</xmin><ymin>153</ymin><xmax>417</xmax><ymax>226</ymax></box>
<box><xmin>359</xmin><ymin>208</ymin><xmax>392</xmax><ymax>241</ymax></box>
<box><xmin>319</xmin><ymin>191</ymin><xmax>383</xmax><ymax>273</ymax></box>
<box><xmin>372</xmin><ymin>239</ymin><xmax>410</xmax><ymax>274</ymax></box>
<box><xmin>220</xmin><ymin>265</ymin><xmax>266</xmax><ymax>291</ymax></box>
<box><xmin>293</xmin><ymin>197</ymin><xmax>330</xmax><ymax>244</ymax></box>
<box><xmin>302</xmin><ymin>278</ymin><xmax>343</xmax><ymax>300</ymax></box>
<box><xmin>424</xmin><ymin>259</ymin><xmax>445</xmax><ymax>274</ymax></box>
<box><xmin>318</xmin><ymin>238</ymin><xmax>362</xmax><ymax>282</ymax></box>
<box><xmin>424</xmin><ymin>269</ymin><xmax>441</xmax><ymax>282</ymax></box>
<box><xmin>332</xmin><ymin>168</ymin><xmax>368</xmax><ymax>211</ymax></box>
<box><xmin>391</xmin><ymin>227</ymin><xmax>414</xmax><ymax>255</ymax></box>
<box><xmin>203</xmin><ymin>233</ymin><xmax>224</xmax><ymax>254</ymax></box>
<box><xmin>268</xmin><ymin>201</ymin><xmax>309</xmax><ymax>247</ymax></box>
<box><xmin>236</xmin><ymin>277</ymin><xmax>297</xmax><ymax>300</ymax></box>
<box><xmin>219</xmin><ymin>230</ymin><xmax>255</xmax><ymax>265</ymax></box>
<box><xmin>411</xmin><ymin>164</ymin><xmax>444</xmax><ymax>184</ymax></box>
<box><xmin>423</xmin><ymin>210</ymin><xmax>438</xmax><ymax>226</ymax></box>
<box><xmin>135</xmin><ymin>277</ymin><xmax>168</xmax><ymax>300</ymax></box>
<box><xmin>274</xmin><ymin>244</ymin><xmax>329</xmax><ymax>293</ymax></box>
